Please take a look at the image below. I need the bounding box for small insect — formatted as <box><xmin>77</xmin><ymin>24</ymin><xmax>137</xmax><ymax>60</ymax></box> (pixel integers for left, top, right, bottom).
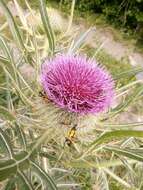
<box><xmin>39</xmin><ymin>91</ymin><xmax>50</xmax><ymax>103</ymax></box>
<box><xmin>39</xmin><ymin>91</ymin><xmax>46</xmax><ymax>97</ymax></box>
<box><xmin>65</xmin><ymin>125</ymin><xmax>77</xmax><ymax>146</ymax></box>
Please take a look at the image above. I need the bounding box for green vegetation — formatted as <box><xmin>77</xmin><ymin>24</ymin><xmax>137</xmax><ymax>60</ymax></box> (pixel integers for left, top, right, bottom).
<box><xmin>59</xmin><ymin>0</ymin><xmax>143</xmax><ymax>31</ymax></box>
<box><xmin>0</xmin><ymin>0</ymin><xmax>143</xmax><ymax>189</ymax></box>
<box><xmin>52</xmin><ymin>0</ymin><xmax>143</xmax><ymax>50</ymax></box>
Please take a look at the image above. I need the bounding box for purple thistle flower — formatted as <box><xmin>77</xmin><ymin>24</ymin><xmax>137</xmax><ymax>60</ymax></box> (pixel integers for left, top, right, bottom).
<box><xmin>40</xmin><ymin>54</ymin><xmax>115</xmax><ymax>115</ymax></box>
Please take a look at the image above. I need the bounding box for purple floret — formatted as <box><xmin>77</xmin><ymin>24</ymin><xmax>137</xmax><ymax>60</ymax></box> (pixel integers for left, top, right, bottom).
<box><xmin>41</xmin><ymin>54</ymin><xmax>115</xmax><ymax>115</ymax></box>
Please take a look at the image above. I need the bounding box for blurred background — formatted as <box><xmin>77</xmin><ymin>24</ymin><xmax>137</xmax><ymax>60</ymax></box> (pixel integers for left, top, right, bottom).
<box><xmin>0</xmin><ymin>1</ymin><xmax>143</xmax><ymax>190</ymax></box>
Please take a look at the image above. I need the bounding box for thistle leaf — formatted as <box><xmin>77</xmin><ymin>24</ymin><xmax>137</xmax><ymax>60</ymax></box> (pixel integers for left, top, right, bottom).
<box><xmin>39</xmin><ymin>0</ymin><xmax>55</xmax><ymax>55</ymax></box>
<box><xmin>90</xmin><ymin>130</ymin><xmax>143</xmax><ymax>148</ymax></box>
<box><xmin>105</xmin><ymin>146</ymin><xmax>143</xmax><ymax>162</ymax></box>
<box><xmin>0</xmin><ymin>0</ymin><xmax>25</xmax><ymax>49</ymax></box>
<box><xmin>4</xmin><ymin>177</ymin><xmax>16</xmax><ymax>190</ymax></box>
<box><xmin>31</xmin><ymin>161</ymin><xmax>58</xmax><ymax>190</ymax></box>
<box><xmin>17</xmin><ymin>171</ymin><xmax>34</xmax><ymax>190</ymax></box>
<box><xmin>0</xmin><ymin>128</ymin><xmax>14</xmax><ymax>159</ymax></box>
<box><xmin>68</xmin><ymin>28</ymin><xmax>95</xmax><ymax>54</ymax></box>
<box><xmin>0</xmin><ymin>151</ymin><xmax>30</xmax><ymax>181</ymax></box>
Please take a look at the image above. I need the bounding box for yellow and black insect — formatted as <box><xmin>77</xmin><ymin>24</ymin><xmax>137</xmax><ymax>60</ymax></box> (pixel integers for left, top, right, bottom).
<box><xmin>65</xmin><ymin>125</ymin><xmax>77</xmax><ymax>146</ymax></box>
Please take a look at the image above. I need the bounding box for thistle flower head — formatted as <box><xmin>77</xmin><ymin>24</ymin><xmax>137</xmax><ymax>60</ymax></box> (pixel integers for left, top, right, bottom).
<box><xmin>41</xmin><ymin>54</ymin><xmax>114</xmax><ymax>115</ymax></box>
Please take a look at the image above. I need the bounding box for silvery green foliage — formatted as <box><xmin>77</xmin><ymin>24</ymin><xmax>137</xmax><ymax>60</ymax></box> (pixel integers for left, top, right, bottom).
<box><xmin>0</xmin><ymin>0</ymin><xmax>143</xmax><ymax>189</ymax></box>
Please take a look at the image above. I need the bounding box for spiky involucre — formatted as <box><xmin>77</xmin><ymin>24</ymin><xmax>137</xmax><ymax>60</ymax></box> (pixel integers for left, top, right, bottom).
<box><xmin>41</xmin><ymin>54</ymin><xmax>115</xmax><ymax>115</ymax></box>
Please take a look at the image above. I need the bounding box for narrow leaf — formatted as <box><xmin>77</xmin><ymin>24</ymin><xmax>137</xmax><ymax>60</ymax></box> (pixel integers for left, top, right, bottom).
<box><xmin>101</xmin><ymin>122</ymin><xmax>143</xmax><ymax>129</ymax></box>
<box><xmin>96</xmin><ymin>170</ymin><xmax>109</xmax><ymax>190</ymax></box>
<box><xmin>0</xmin><ymin>151</ymin><xmax>30</xmax><ymax>181</ymax></box>
<box><xmin>0</xmin><ymin>55</ymin><xmax>9</xmax><ymax>64</ymax></box>
<box><xmin>105</xmin><ymin>146</ymin><xmax>143</xmax><ymax>162</ymax></box>
<box><xmin>115</xmin><ymin>67</ymin><xmax>143</xmax><ymax>80</ymax></box>
<box><xmin>70</xmin><ymin>159</ymin><xmax>136</xmax><ymax>169</ymax></box>
<box><xmin>31</xmin><ymin>161</ymin><xmax>58</xmax><ymax>190</ymax></box>
<box><xmin>0</xmin><ymin>159</ymin><xmax>16</xmax><ymax>181</ymax></box>
<box><xmin>81</xmin><ymin>130</ymin><xmax>143</xmax><ymax>157</ymax></box>
<box><xmin>0</xmin><ymin>128</ymin><xmax>14</xmax><ymax>159</ymax></box>
<box><xmin>0</xmin><ymin>0</ymin><xmax>25</xmax><ymax>49</ymax></box>
<box><xmin>90</xmin><ymin>130</ymin><xmax>143</xmax><ymax>147</ymax></box>
<box><xmin>68</xmin><ymin>28</ymin><xmax>95</xmax><ymax>54</ymax></box>
<box><xmin>4</xmin><ymin>178</ymin><xmax>16</xmax><ymax>190</ymax></box>
<box><xmin>66</xmin><ymin>0</ymin><xmax>76</xmax><ymax>33</ymax></box>
<box><xmin>15</xmin><ymin>123</ymin><xmax>27</xmax><ymax>150</ymax></box>
<box><xmin>0</xmin><ymin>106</ymin><xmax>15</xmax><ymax>120</ymax></box>
<box><xmin>39</xmin><ymin>0</ymin><xmax>55</xmax><ymax>54</ymax></box>
<box><xmin>17</xmin><ymin>171</ymin><xmax>34</xmax><ymax>190</ymax></box>
<box><xmin>110</xmin><ymin>84</ymin><xmax>143</xmax><ymax>116</ymax></box>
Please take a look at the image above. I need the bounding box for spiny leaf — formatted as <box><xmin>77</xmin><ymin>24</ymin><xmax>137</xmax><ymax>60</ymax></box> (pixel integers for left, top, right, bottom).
<box><xmin>31</xmin><ymin>161</ymin><xmax>58</xmax><ymax>190</ymax></box>
<box><xmin>0</xmin><ymin>151</ymin><xmax>30</xmax><ymax>181</ymax></box>
<box><xmin>39</xmin><ymin>0</ymin><xmax>55</xmax><ymax>55</ymax></box>
<box><xmin>0</xmin><ymin>55</ymin><xmax>9</xmax><ymax>64</ymax></box>
<box><xmin>39</xmin><ymin>151</ymin><xmax>56</xmax><ymax>161</ymax></box>
<box><xmin>69</xmin><ymin>159</ymin><xmax>136</xmax><ymax>169</ymax></box>
<box><xmin>0</xmin><ymin>35</ymin><xmax>18</xmax><ymax>82</ymax></box>
<box><xmin>80</xmin><ymin>130</ymin><xmax>143</xmax><ymax>158</ymax></box>
<box><xmin>114</xmin><ymin>67</ymin><xmax>143</xmax><ymax>80</ymax></box>
<box><xmin>66</xmin><ymin>0</ymin><xmax>76</xmax><ymax>33</ymax></box>
<box><xmin>96</xmin><ymin>170</ymin><xmax>109</xmax><ymax>190</ymax></box>
<box><xmin>4</xmin><ymin>178</ymin><xmax>16</xmax><ymax>190</ymax></box>
<box><xmin>110</xmin><ymin>84</ymin><xmax>143</xmax><ymax>117</ymax></box>
<box><xmin>105</xmin><ymin>146</ymin><xmax>143</xmax><ymax>162</ymax></box>
<box><xmin>0</xmin><ymin>128</ymin><xmax>14</xmax><ymax>159</ymax></box>
<box><xmin>68</xmin><ymin>28</ymin><xmax>95</xmax><ymax>54</ymax></box>
<box><xmin>0</xmin><ymin>36</ymin><xmax>35</xmax><ymax>95</ymax></box>
<box><xmin>17</xmin><ymin>171</ymin><xmax>34</xmax><ymax>190</ymax></box>
<box><xmin>0</xmin><ymin>0</ymin><xmax>25</xmax><ymax>49</ymax></box>
<box><xmin>0</xmin><ymin>106</ymin><xmax>15</xmax><ymax>120</ymax></box>
<box><xmin>57</xmin><ymin>183</ymin><xmax>80</xmax><ymax>188</ymax></box>
<box><xmin>101</xmin><ymin>121</ymin><xmax>143</xmax><ymax>129</ymax></box>
<box><xmin>0</xmin><ymin>159</ymin><xmax>17</xmax><ymax>181</ymax></box>
<box><xmin>15</xmin><ymin>123</ymin><xmax>27</xmax><ymax>150</ymax></box>
<box><xmin>3</xmin><ymin>68</ymin><xmax>34</xmax><ymax>107</ymax></box>
<box><xmin>104</xmin><ymin>168</ymin><xmax>131</xmax><ymax>188</ymax></box>
<box><xmin>90</xmin><ymin>130</ymin><xmax>143</xmax><ymax>147</ymax></box>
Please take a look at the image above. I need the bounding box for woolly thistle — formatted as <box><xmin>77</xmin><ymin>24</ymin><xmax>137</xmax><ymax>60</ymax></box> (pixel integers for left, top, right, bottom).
<box><xmin>41</xmin><ymin>54</ymin><xmax>114</xmax><ymax>115</ymax></box>
<box><xmin>37</xmin><ymin>54</ymin><xmax>115</xmax><ymax>143</ymax></box>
